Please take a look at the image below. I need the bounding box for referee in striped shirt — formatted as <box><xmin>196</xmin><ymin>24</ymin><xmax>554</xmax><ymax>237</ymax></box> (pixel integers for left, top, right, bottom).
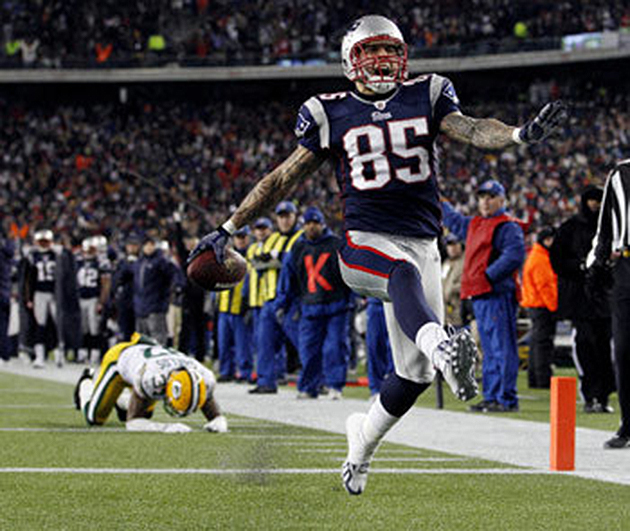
<box><xmin>589</xmin><ymin>159</ymin><xmax>630</xmax><ymax>449</ymax></box>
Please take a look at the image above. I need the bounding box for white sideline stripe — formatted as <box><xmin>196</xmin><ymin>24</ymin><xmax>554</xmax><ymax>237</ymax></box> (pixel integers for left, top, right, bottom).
<box><xmin>337</xmin><ymin>457</ymin><xmax>470</xmax><ymax>463</ymax></box>
<box><xmin>0</xmin><ymin>467</ymin><xmax>549</xmax><ymax>476</ymax></box>
<box><xmin>297</xmin><ymin>449</ymin><xmax>426</xmax><ymax>454</ymax></box>
<box><xmin>0</xmin><ymin>427</ymin><xmax>348</xmax><ymax>439</ymax></box>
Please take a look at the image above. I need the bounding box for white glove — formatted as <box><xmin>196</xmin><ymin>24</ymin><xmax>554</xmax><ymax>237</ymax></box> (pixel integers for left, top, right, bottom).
<box><xmin>204</xmin><ymin>415</ymin><xmax>228</xmax><ymax>433</ymax></box>
<box><xmin>126</xmin><ymin>418</ymin><xmax>192</xmax><ymax>433</ymax></box>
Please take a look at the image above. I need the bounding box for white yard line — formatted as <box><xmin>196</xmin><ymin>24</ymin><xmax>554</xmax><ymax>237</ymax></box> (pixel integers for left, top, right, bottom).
<box><xmin>0</xmin><ymin>466</ymin><xmax>550</xmax><ymax>476</ymax></box>
<box><xmin>2</xmin><ymin>363</ymin><xmax>629</xmax><ymax>486</ymax></box>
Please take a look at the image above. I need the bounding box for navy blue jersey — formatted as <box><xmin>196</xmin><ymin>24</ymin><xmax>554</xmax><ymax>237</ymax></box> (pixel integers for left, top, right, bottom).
<box><xmin>28</xmin><ymin>249</ymin><xmax>57</xmax><ymax>293</ymax></box>
<box><xmin>296</xmin><ymin>74</ymin><xmax>460</xmax><ymax>237</ymax></box>
<box><xmin>76</xmin><ymin>255</ymin><xmax>111</xmax><ymax>299</ymax></box>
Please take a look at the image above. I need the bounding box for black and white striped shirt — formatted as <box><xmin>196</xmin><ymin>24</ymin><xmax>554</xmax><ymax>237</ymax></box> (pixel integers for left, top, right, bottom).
<box><xmin>589</xmin><ymin>159</ymin><xmax>630</xmax><ymax>266</ymax></box>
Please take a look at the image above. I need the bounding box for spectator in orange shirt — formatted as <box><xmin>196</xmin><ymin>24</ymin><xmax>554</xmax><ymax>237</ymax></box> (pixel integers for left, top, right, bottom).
<box><xmin>521</xmin><ymin>227</ymin><xmax>557</xmax><ymax>389</ymax></box>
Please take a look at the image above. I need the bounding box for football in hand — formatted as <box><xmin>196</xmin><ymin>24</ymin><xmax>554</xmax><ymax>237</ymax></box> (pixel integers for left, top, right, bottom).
<box><xmin>186</xmin><ymin>247</ymin><xmax>247</xmax><ymax>291</ymax></box>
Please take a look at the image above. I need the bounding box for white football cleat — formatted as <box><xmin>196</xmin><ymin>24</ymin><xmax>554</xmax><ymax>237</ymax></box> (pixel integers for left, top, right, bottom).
<box><xmin>432</xmin><ymin>328</ymin><xmax>478</xmax><ymax>401</ymax></box>
<box><xmin>328</xmin><ymin>388</ymin><xmax>342</xmax><ymax>401</ymax></box>
<box><xmin>342</xmin><ymin>413</ymin><xmax>371</xmax><ymax>496</ymax></box>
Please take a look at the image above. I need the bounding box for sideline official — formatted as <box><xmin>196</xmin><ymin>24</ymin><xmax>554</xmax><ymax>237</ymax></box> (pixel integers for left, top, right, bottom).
<box><xmin>589</xmin><ymin>159</ymin><xmax>630</xmax><ymax>449</ymax></box>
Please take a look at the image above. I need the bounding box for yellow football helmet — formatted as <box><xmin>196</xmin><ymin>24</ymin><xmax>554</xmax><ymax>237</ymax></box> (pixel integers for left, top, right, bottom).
<box><xmin>164</xmin><ymin>368</ymin><xmax>207</xmax><ymax>417</ymax></box>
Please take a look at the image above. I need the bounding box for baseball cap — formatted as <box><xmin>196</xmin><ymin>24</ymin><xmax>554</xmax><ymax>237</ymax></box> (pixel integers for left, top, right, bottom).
<box><xmin>254</xmin><ymin>217</ymin><xmax>272</xmax><ymax>229</ymax></box>
<box><xmin>444</xmin><ymin>233</ymin><xmax>461</xmax><ymax>244</ymax></box>
<box><xmin>126</xmin><ymin>232</ymin><xmax>143</xmax><ymax>244</ymax></box>
<box><xmin>477</xmin><ymin>180</ymin><xmax>505</xmax><ymax>197</ymax></box>
<box><xmin>234</xmin><ymin>225</ymin><xmax>250</xmax><ymax>237</ymax></box>
<box><xmin>275</xmin><ymin>200</ymin><xmax>297</xmax><ymax>215</ymax></box>
<box><xmin>303</xmin><ymin>206</ymin><xmax>325</xmax><ymax>224</ymax></box>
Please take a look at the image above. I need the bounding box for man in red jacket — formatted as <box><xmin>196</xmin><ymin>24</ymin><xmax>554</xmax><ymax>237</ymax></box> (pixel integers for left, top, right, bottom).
<box><xmin>521</xmin><ymin>227</ymin><xmax>557</xmax><ymax>389</ymax></box>
<box><xmin>442</xmin><ymin>180</ymin><xmax>526</xmax><ymax>412</ymax></box>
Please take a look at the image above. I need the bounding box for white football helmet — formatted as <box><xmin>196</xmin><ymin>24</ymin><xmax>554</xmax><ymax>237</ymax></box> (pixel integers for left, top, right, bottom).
<box><xmin>34</xmin><ymin>229</ymin><xmax>54</xmax><ymax>249</ymax></box>
<box><xmin>82</xmin><ymin>237</ymin><xmax>96</xmax><ymax>254</ymax></box>
<box><xmin>93</xmin><ymin>235</ymin><xmax>108</xmax><ymax>254</ymax></box>
<box><xmin>341</xmin><ymin>15</ymin><xmax>408</xmax><ymax>94</ymax></box>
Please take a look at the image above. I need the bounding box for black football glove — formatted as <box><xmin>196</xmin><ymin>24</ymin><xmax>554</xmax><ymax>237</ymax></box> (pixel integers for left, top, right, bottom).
<box><xmin>187</xmin><ymin>226</ymin><xmax>229</xmax><ymax>266</ymax></box>
<box><xmin>519</xmin><ymin>100</ymin><xmax>568</xmax><ymax>144</ymax></box>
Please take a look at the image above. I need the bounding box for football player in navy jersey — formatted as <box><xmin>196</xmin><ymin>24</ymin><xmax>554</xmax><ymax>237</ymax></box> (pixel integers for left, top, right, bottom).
<box><xmin>25</xmin><ymin>229</ymin><xmax>62</xmax><ymax>368</ymax></box>
<box><xmin>189</xmin><ymin>15</ymin><xmax>567</xmax><ymax>495</ymax></box>
<box><xmin>76</xmin><ymin>236</ymin><xmax>112</xmax><ymax>366</ymax></box>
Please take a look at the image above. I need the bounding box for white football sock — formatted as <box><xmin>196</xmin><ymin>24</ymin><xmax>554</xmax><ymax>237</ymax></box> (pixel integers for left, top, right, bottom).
<box><xmin>354</xmin><ymin>397</ymin><xmax>399</xmax><ymax>463</ymax></box>
<box><xmin>79</xmin><ymin>379</ymin><xmax>94</xmax><ymax>410</ymax></box>
<box><xmin>89</xmin><ymin>349</ymin><xmax>101</xmax><ymax>366</ymax></box>
<box><xmin>34</xmin><ymin>344</ymin><xmax>45</xmax><ymax>366</ymax></box>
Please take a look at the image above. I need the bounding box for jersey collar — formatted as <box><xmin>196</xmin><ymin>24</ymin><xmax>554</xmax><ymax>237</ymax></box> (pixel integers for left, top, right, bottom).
<box><xmin>350</xmin><ymin>85</ymin><xmax>399</xmax><ymax>107</ymax></box>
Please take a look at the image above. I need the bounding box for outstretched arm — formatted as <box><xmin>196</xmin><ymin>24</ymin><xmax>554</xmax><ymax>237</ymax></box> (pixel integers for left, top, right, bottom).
<box><xmin>229</xmin><ymin>145</ymin><xmax>322</xmax><ymax>228</ymax></box>
<box><xmin>440</xmin><ymin>100</ymin><xmax>567</xmax><ymax>150</ymax></box>
<box><xmin>440</xmin><ymin>113</ymin><xmax>516</xmax><ymax>150</ymax></box>
<box><xmin>188</xmin><ymin>146</ymin><xmax>322</xmax><ymax>265</ymax></box>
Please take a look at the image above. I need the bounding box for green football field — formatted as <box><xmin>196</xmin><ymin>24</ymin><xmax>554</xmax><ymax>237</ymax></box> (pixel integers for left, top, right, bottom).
<box><xmin>1</xmin><ymin>371</ymin><xmax>629</xmax><ymax>530</ymax></box>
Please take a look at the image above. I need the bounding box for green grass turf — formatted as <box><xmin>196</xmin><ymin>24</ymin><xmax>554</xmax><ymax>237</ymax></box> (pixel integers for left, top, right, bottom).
<box><xmin>1</xmin><ymin>372</ymin><xmax>629</xmax><ymax>530</ymax></box>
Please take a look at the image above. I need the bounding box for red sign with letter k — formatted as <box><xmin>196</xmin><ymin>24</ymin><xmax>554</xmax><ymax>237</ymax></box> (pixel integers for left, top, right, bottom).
<box><xmin>304</xmin><ymin>253</ymin><xmax>332</xmax><ymax>293</ymax></box>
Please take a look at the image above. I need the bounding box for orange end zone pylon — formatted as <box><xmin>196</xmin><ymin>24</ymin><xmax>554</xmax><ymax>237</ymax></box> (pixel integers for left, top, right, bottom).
<box><xmin>550</xmin><ymin>376</ymin><xmax>576</xmax><ymax>471</ymax></box>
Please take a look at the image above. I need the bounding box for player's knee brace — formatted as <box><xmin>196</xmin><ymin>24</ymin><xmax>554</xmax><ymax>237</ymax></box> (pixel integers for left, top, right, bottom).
<box><xmin>380</xmin><ymin>373</ymin><xmax>430</xmax><ymax>417</ymax></box>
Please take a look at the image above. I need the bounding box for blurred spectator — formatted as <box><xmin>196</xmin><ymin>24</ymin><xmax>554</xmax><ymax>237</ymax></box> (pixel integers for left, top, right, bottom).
<box><xmin>54</xmin><ymin>235</ymin><xmax>81</xmax><ymax>360</ymax></box>
<box><xmin>132</xmin><ymin>234</ymin><xmax>184</xmax><ymax>345</ymax></box>
<box><xmin>441</xmin><ymin>233</ymin><xmax>465</xmax><ymax>327</ymax></box>
<box><xmin>0</xmin><ymin>229</ymin><xmax>15</xmax><ymax>364</ymax></box>
<box><xmin>275</xmin><ymin>206</ymin><xmax>350</xmax><ymax>399</ymax></box>
<box><xmin>248</xmin><ymin>201</ymin><xmax>302</xmax><ymax>394</ymax></box>
<box><xmin>245</xmin><ymin>217</ymin><xmax>274</xmax><ymax>379</ymax></box>
<box><xmin>1</xmin><ymin>1</ymin><xmax>627</xmax><ymax>68</ymax></box>
<box><xmin>550</xmin><ymin>186</ymin><xmax>616</xmax><ymax>413</ymax></box>
<box><xmin>443</xmin><ymin>180</ymin><xmax>526</xmax><ymax>413</ymax></box>
<box><xmin>112</xmin><ymin>233</ymin><xmax>141</xmax><ymax>342</ymax></box>
<box><xmin>172</xmin><ymin>212</ymin><xmax>209</xmax><ymax>362</ymax></box>
<box><xmin>521</xmin><ymin>226</ymin><xmax>558</xmax><ymax>389</ymax></box>
<box><xmin>365</xmin><ymin>297</ymin><xmax>394</xmax><ymax>397</ymax></box>
<box><xmin>216</xmin><ymin>225</ymin><xmax>252</xmax><ymax>382</ymax></box>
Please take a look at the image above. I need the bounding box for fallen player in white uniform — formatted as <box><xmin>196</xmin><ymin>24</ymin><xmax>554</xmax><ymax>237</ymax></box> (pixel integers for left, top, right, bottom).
<box><xmin>74</xmin><ymin>332</ymin><xmax>228</xmax><ymax>433</ymax></box>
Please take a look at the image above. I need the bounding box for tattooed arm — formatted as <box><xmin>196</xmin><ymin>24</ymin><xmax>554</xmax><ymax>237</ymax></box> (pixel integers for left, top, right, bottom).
<box><xmin>229</xmin><ymin>145</ymin><xmax>323</xmax><ymax>228</ymax></box>
<box><xmin>440</xmin><ymin>112</ymin><xmax>517</xmax><ymax>150</ymax></box>
<box><xmin>440</xmin><ymin>100</ymin><xmax>567</xmax><ymax>149</ymax></box>
<box><xmin>186</xmin><ymin>145</ymin><xmax>322</xmax><ymax>264</ymax></box>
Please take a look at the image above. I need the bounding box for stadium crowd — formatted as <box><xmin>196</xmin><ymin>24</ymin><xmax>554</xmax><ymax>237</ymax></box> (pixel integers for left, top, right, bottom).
<box><xmin>2</xmin><ymin>78</ymin><xmax>629</xmax><ymax>248</ymax></box>
<box><xmin>1</xmin><ymin>0</ymin><xmax>629</xmax><ymax>67</ymax></box>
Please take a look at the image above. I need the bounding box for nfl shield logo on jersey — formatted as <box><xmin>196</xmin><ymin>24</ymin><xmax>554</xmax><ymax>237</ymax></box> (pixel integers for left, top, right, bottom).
<box><xmin>295</xmin><ymin>113</ymin><xmax>311</xmax><ymax>138</ymax></box>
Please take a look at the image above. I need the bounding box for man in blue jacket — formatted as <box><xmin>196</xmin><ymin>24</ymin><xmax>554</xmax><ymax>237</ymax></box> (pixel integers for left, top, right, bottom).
<box><xmin>0</xmin><ymin>229</ymin><xmax>15</xmax><ymax>364</ymax></box>
<box><xmin>442</xmin><ymin>180</ymin><xmax>526</xmax><ymax>412</ymax></box>
<box><xmin>275</xmin><ymin>206</ymin><xmax>351</xmax><ymax>399</ymax></box>
<box><xmin>133</xmin><ymin>234</ymin><xmax>184</xmax><ymax>345</ymax></box>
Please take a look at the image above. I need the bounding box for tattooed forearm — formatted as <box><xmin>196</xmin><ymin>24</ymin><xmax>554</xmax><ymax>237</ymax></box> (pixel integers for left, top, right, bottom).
<box><xmin>229</xmin><ymin>145</ymin><xmax>322</xmax><ymax>228</ymax></box>
<box><xmin>441</xmin><ymin>112</ymin><xmax>517</xmax><ymax>150</ymax></box>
